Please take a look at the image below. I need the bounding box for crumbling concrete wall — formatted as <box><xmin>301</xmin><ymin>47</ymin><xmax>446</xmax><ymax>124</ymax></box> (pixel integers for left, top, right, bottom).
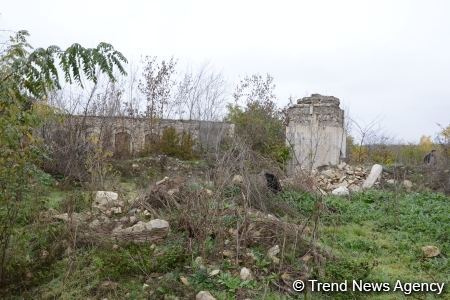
<box><xmin>61</xmin><ymin>115</ymin><xmax>235</xmax><ymax>157</ymax></box>
<box><xmin>286</xmin><ymin>94</ymin><xmax>346</xmax><ymax>173</ymax></box>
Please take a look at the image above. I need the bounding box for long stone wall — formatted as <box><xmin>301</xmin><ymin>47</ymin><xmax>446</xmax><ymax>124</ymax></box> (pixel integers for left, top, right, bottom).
<box><xmin>57</xmin><ymin>115</ymin><xmax>235</xmax><ymax>157</ymax></box>
<box><xmin>286</xmin><ymin>94</ymin><xmax>346</xmax><ymax>173</ymax></box>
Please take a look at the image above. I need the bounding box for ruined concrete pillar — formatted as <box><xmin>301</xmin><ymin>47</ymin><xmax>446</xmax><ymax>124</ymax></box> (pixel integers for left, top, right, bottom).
<box><xmin>286</xmin><ymin>94</ymin><xmax>346</xmax><ymax>174</ymax></box>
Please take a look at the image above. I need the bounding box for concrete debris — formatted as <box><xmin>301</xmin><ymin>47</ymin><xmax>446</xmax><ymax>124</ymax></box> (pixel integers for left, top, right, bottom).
<box><xmin>180</xmin><ymin>276</ymin><xmax>190</xmax><ymax>286</ymax></box>
<box><xmin>267</xmin><ymin>245</ymin><xmax>280</xmax><ymax>258</ymax></box>
<box><xmin>267</xmin><ymin>244</ymin><xmax>281</xmax><ymax>264</ymax></box>
<box><xmin>156</xmin><ymin>176</ymin><xmax>170</xmax><ymax>185</ymax></box>
<box><xmin>53</xmin><ymin>212</ymin><xmax>87</xmax><ymax>223</ymax></box>
<box><xmin>421</xmin><ymin>245</ymin><xmax>440</xmax><ymax>258</ymax></box>
<box><xmin>232</xmin><ymin>174</ymin><xmax>244</xmax><ymax>185</ymax></box>
<box><xmin>362</xmin><ymin>164</ymin><xmax>383</xmax><ymax>189</ymax></box>
<box><xmin>315</xmin><ymin>164</ymin><xmax>368</xmax><ymax>193</ymax></box>
<box><xmin>386</xmin><ymin>179</ymin><xmax>396</xmax><ymax>185</ymax></box>
<box><xmin>331</xmin><ymin>186</ymin><xmax>349</xmax><ymax>196</ymax></box>
<box><xmin>240</xmin><ymin>267</ymin><xmax>253</xmax><ymax>280</ymax></box>
<box><xmin>402</xmin><ymin>180</ymin><xmax>413</xmax><ymax>189</ymax></box>
<box><xmin>112</xmin><ymin>219</ymin><xmax>169</xmax><ymax>242</ymax></box>
<box><xmin>196</xmin><ymin>291</ymin><xmax>216</xmax><ymax>300</ymax></box>
<box><xmin>93</xmin><ymin>191</ymin><xmax>123</xmax><ymax>212</ymax></box>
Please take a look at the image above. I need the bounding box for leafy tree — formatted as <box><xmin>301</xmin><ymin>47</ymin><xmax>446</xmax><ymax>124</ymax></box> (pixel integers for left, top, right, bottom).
<box><xmin>227</xmin><ymin>74</ymin><xmax>290</xmax><ymax>164</ymax></box>
<box><xmin>0</xmin><ymin>30</ymin><xmax>126</xmax><ymax>281</ymax></box>
<box><xmin>419</xmin><ymin>135</ymin><xmax>433</xmax><ymax>153</ymax></box>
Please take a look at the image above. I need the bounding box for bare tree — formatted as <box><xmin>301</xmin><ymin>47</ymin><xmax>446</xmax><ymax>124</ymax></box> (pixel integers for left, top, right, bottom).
<box><xmin>350</xmin><ymin>116</ymin><xmax>384</xmax><ymax>163</ymax></box>
<box><xmin>175</xmin><ymin>63</ymin><xmax>227</xmax><ymax>121</ymax></box>
<box><xmin>138</xmin><ymin>56</ymin><xmax>177</xmax><ymax>135</ymax></box>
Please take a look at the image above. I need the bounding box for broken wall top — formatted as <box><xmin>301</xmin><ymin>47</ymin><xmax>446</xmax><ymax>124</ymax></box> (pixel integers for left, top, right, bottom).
<box><xmin>287</xmin><ymin>94</ymin><xmax>344</xmax><ymax>127</ymax></box>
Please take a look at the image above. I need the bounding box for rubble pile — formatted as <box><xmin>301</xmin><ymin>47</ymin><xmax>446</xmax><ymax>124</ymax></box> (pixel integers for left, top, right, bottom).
<box><xmin>314</xmin><ymin>162</ymin><xmax>368</xmax><ymax>194</ymax></box>
<box><xmin>53</xmin><ymin>190</ymin><xmax>170</xmax><ymax>244</ymax></box>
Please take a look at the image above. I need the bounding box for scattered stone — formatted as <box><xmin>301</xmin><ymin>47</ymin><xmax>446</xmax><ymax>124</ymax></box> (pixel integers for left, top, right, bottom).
<box><xmin>232</xmin><ymin>175</ymin><xmax>244</xmax><ymax>185</ymax></box>
<box><xmin>112</xmin><ymin>219</ymin><xmax>169</xmax><ymax>243</ymax></box>
<box><xmin>129</xmin><ymin>216</ymin><xmax>138</xmax><ymax>224</ymax></box>
<box><xmin>348</xmin><ymin>185</ymin><xmax>361</xmax><ymax>193</ymax></box>
<box><xmin>142</xmin><ymin>283</ymin><xmax>150</xmax><ymax>291</ymax></box>
<box><xmin>267</xmin><ymin>245</ymin><xmax>280</xmax><ymax>264</ymax></box>
<box><xmin>337</xmin><ymin>162</ymin><xmax>347</xmax><ymax>170</ymax></box>
<box><xmin>386</xmin><ymin>179</ymin><xmax>396</xmax><ymax>185</ymax></box>
<box><xmin>321</xmin><ymin>169</ymin><xmax>336</xmax><ymax>178</ymax></box>
<box><xmin>40</xmin><ymin>249</ymin><xmax>49</xmax><ymax>259</ymax></box>
<box><xmin>111</xmin><ymin>207</ymin><xmax>122</xmax><ymax>214</ymax></box>
<box><xmin>402</xmin><ymin>180</ymin><xmax>413</xmax><ymax>189</ymax></box>
<box><xmin>180</xmin><ymin>276</ymin><xmax>190</xmax><ymax>286</ymax></box>
<box><xmin>362</xmin><ymin>164</ymin><xmax>383</xmax><ymax>189</ymax></box>
<box><xmin>331</xmin><ymin>186</ymin><xmax>349</xmax><ymax>196</ymax></box>
<box><xmin>99</xmin><ymin>280</ymin><xmax>118</xmax><ymax>291</ymax></box>
<box><xmin>156</xmin><ymin>176</ymin><xmax>170</xmax><ymax>185</ymax></box>
<box><xmin>196</xmin><ymin>291</ymin><xmax>216</xmax><ymax>300</ymax></box>
<box><xmin>53</xmin><ymin>212</ymin><xmax>86</xmax><ymax>223</ymax></box>
<box><xmin>240</xmin><ymin>267</ymin><xmax>253</xmax><ymax>280</ymax></box>
<box><xmin>194</xmin><ymin>256</ymin><xmax>205</xmax><ymax>269</ymax></box>
<box><xmin>421</xmin><ymin>246</ymin><xmax>440</xmax><ymax>258</ymax></box>
<box><xmin>267</xmin><ymin>245</ymin><xmax>280</xmax><ymax>258</ymax></box>
<box><xmin>301</xmin><ymin>253</ymin><xmax>313</xmax><ymax>263</ymax></box>
<box><xmin>209</xmin><ymin>269</ymin><xmax>220</xmax><ymax>277</ymax></box>
<box><xmin>93</xmin><ymin>191</ymin><xmax>122</xmax><ymax>212</ymax></box>
<box><xmin>89</xmin><ymin>219</ymin><xmax>101</xmax><ymax>229</ymax></box>
<box><xmin>222</xmin><ymin>250</ymin><xmax>233</xmax><ymax>257</ymax></box>
<box><xmin>167</xmin><ymin>189</ymin><xmax>179</xmax><ymax>196</ymax></box>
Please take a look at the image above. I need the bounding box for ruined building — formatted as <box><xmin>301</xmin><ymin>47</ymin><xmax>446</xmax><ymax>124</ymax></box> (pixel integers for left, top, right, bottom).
<box><xmin>286</xmin><ymin>94</ymin><xmax>346</xmax><ymax>173</ymax></box>
<box><xmin>45</xmin><ymin>116</ymin><xmax>234</xmax><ymax>157</ymax></box>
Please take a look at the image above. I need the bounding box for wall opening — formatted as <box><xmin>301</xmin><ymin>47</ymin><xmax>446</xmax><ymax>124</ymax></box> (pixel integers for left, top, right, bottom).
<box><xmin>114</xmin><ymin>132</ymin><xmax>131</xmax><ymax>158</ymax></box>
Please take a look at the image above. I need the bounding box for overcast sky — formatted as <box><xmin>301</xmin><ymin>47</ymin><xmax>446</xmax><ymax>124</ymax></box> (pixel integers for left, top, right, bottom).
<box><xmin>1</xmin><ymin>0</ymin><xmax>449</xmax><ymax>142</ymax></box>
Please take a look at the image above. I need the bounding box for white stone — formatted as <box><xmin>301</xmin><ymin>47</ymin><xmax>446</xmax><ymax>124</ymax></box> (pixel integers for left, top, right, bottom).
<box><xmin>167</xmin><ymin>189</ymin><xmax>179</xmax><ymax>196</ymax></box>
<box><xmin>196</xmin><ymin>291</ymin><xmax>216</xmax><ymax>300</ymax></box>
<box><xmin>232</xmin><ymin>175</ymin><xmax>244</xmax><ymax>185</ymax></box>
<box><xmin>267</xmin><ymin>245</ymin><xmax>280</xmax><ymax>258</ymax></box>
<box><xmin>402</xmin><ymin>180</ymin><xmax>413</xmax><ymax>189</ymax></box>
<box><xmin>240</xmin><ymin>267</ymin><xmax>253</xmax><ymax>280</ymax></box>
<box><xmin>421</xmin><ymin>245</ymin><xmax>440</xmax><ymax>258</ymax></box>
<box><xmin>93</xmin><ymin>191</ymin><xmax>120</xmax><ymax>212</ymax></box>
<box><xmin>337</xmin><ymin>162</ymin><xmax>347</xmax><ymax>170</ymax></box>
<box><xmin>112</xmin><ymin>219</ymin><xmax>169</xmax><ymax>242</ymax></box>
<box><xmin>156</xmin><ymin>176</ymin><xmax>169</xmax><ymax>185</ymax></box>
<box><xmin>362</xmin><ymin>164</ymin><xmax>383</xmax><ymax>189</ymax></box>
<box><xmin>111</xmin><ymin>207</ymin><xmax>122</xmax><ymax>214</ymax></box>
<box><xmin>331</xmin><ymin>186</ymin><xmax>349</xmax><ymax>196</ymax></box>
<box><xmin>321</xmin><ymin>169</ymin><xmax>336</xmax><ymax>178</ymax></box>
<box><xmin>348</xmin><ymin>185</ymin><xmax>361</xmax><ymax>193</ymax></box>
<box><xmin>209</xmin><ymin>269</ymin><xmax>220</xmax><ymax>276</ymax></box>
<box><xmin>386</xmin><ymin>179</ymin><xmax>396</xmax><ymax>185</ymax></box>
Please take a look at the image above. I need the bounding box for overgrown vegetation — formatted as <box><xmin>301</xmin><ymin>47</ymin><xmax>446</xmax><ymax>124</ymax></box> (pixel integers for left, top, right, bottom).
<box><xmin>227</xmin><ymin>74</ymin><xmax>290</xmax><ymax>165</ymax></box>
<box><xmin>2</xmin><ymin>168</ymin><xmax>448</xmax><ymax>299</ymax></box>
<box><xmin>0</xmin><ymin>30</ymin><xmax>126</xmax><ymax>283</ymax></box>
<box><xmin>1</xmin><ymin>30</ymin><xmax>448</xmax><ymax>300</ymax></box>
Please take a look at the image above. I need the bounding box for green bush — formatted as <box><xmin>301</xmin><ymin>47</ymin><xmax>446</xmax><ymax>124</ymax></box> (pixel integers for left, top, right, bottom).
<box><xmin>152</xmin><ymin>127</ymin><xmax>196</xmax><ymax>160</ymax></box>
<box><xmin>227</xmin><ymin>104</ymin><xmax>290</xmax><ymax>164</ymax></box>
